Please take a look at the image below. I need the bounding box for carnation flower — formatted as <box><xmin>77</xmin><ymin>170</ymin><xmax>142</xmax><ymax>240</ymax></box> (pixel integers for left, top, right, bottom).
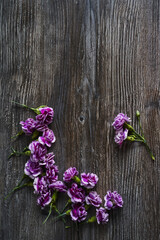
<box><xmin>33</xmin><ymin>176</ymin><xmax>48</xmax><ymax>194</ymax></box>
<box><xmin>24</xmin><ymin>159</ymin><xmax>42</xmax><ymax>179</ymax></box>
<box><xmin>29</xmin><ymin>141</ymin><xmax>47</xmax><ymax>162</ymax></box>
<box><xmin>104</xmin><ymin>191</ymin><xmax>123</xmax><ymax>210</ymax></box>
<box><xmin>46</xmin><ymin>165</ymin><xmax>59</xmax><ymax>184</ymax></box>
<box><xmin>86</xmin><ymin>191</ymin><xmax>102</xmax><ymax>208</ymax></box>
<box><xmin>37</xmin><ymin>192</ymin><xmax>52</xmax><ymax>209</ymax></box>
<box><xmin>20</xmin><ymin>118</ymin><xmax>36</xmax><ymax>135</ymax></box>
<box><xmin>96</xmin><ymin>208</ymin><xmax>109</xmax><ymax>224</ymax></box>
<box><xmin>35</xmin><ymin>122</ymin><xmax>48</xmax><ymax>132</ymax></box>
<box><xmin>112</xmin><ymin>113</ymin><xmax>131</xmax><ymax>131</ymax></box>
<box><xmin>42</xmin><ymin>152</ymin><xmax>55</xmax><ymax>168</ymax></box>
<box><xmin>114</xmin><ymin>128</ymin><xmax>128</xmax><ymax>146</ymax></box>
<box><xmin>80</xmin><ymin>173</ymin><xmax>98</xmax><ymax>189</ymax></box>
<box><xmin>67</xmin><ymin>183</ymin><xmax>85</xmax><ymax>203</ymax></box>
<box><xmin>63</xmin><ymin>167</ymin><xmax>79</xmax><ymax>182</ymax></box>
<box><xmin>49</xmin><ymin>181</ymin><xmax>67</xmax><ymax>192</ymax></box>
<box><xmin>38</xmin><ymin>129</ymin><xmax>56</xmax><ymax>147</ymax></box>
<box><xmin>36</xmin><ymin>107</ymin><xmax>54</xmax><ymax>126</ymax></box>
<box><xmin>70</xmin><ymin>203</ymin><xmax>87</xmax><ymax>222</ymax></box>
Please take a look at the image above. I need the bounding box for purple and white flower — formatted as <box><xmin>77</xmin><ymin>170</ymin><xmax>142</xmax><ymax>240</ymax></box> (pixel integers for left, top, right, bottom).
<box><xmin>86</xmin><ymin>191</ymin><xmax>102</xmax><ymax>208</ymax></box>
<box><xmin>33</xmin><ymin>176</ymin><xmax>48</xmax><ymax>194</ymax></box>
<box><xmin>70</xmin><ymin>203</ymin><xmax>87</xmax><ymax>222</ymax></box>
<box><xmin>63</xmin><ymin>167</ymin><xmax>79</xmax><ymax>182</ymax></box>
<box><xmin>36</xmin><ymin>107</ymin><xmax>54</xmax><ymax>126</ymax></box>
<box><xmin>20</xmin><ymin>118</ymin><xmax>36</xmax><ymax>135</ymax></box>
<box><xmin>24</xmin><ymin>159</ymin><xmax>42</xmax><ymax>179</ymax></box>
<box><xmin>114</xmin><ymin>128</ymin><xmax>128</xmax><ymax>146</ymax></box>
<box><xmin>42</xmin><ymin>152</ymin><xmax>55</xmax><ymax>168</ymax></box>
<box><xmin>49</xmin><ymin>181</ymin><xmax>67</xmax><ymax>192</ymax></box>
<box><xmin>112</xmin><ymin>113</ymin><xmax>131</xmax><ymax>131</ymax></box>
<box><xmin>80</xmin><ymin>173</ymin><xmax>98</xmax><ymax>189</ymax></box>
<box><xmin>38</xmin><ymin>129</ymin><xmax>56</xmax><ymax>147</ymax></box>
<box><xmin>29</xmin><ymin>141</ymin><xmax>47</xmax><ymax>162</ymax></box>
<box><xmin>104</xmin><ymin>191</ymin><xmax>123</xmax><ymax>210</ymax></box>
<box><xmin>37</xmin><ymin>192</ymin><xmax>52</xmax><ymax>209</ymax></box>
<box><xmin>46</xmin><ymin>165</ymin><xmax>59</xmax><ymax>184</ymax></box>
<box><xmin>96</xmin><ymin>207</ymin><xmax>109</xmax><ymax>224</ymax></box>
<box><xmin>67</xmin><ymin>183</ymin><xmax>85</xmax><ymax>203</ymax></box>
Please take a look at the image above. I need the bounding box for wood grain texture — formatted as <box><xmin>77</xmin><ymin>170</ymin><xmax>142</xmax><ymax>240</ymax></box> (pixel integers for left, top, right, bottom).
<box><xmin>0</xmin><ymin>0</ymin><xmax>160</xmax><ymax>239</ymax></box>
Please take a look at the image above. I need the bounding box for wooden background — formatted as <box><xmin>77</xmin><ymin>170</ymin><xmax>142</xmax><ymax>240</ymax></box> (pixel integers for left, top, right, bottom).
<box><xmin>0</xmin><ymin>0</ymin><xmax>160</xmax><ymax>239</ymax></box>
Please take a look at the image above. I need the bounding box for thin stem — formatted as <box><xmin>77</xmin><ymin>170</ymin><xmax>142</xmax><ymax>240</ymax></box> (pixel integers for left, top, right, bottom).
<box><xmin>43</xmin><ymin>204</ymin><xmax>53</xmax><ymax>224</ymax></box>
<box><xmin>5</xmin><ymin>182</ymin><xmax>30</xmax><ymax>200</ymax></box>
<box><xmin>54</xmin><ymin>206</ymin><xmax>66</xmax><ymax>224</ymax></box>
<box><xmin>144</xmin><ymin>142</ymin><xmax>155</xmax><ymax>161</ymax></box>
<box><xmin>61</xmin><ymin>200</ymin><xmax>70</xmax><ymax>213</ymax></box>
<box><xmin>137</xmin><ymin>117</ymin><xmax>144</xmax><ymax>137</ymax></box>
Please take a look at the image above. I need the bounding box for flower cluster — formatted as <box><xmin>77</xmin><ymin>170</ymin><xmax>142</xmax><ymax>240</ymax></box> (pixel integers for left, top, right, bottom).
<box><xmin>112</xmin><ymin>111</ymin><xmax>155</xmax><ymax>160</ymax></box>
<box><xmin>8</xmin><ymin>103</ymin><xmax>124</xmax><ymax>228</ymax></box>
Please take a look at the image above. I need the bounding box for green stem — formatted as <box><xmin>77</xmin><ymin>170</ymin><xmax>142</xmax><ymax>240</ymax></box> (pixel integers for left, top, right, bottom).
<box><xmin>144</xmin><ymin>142</ymin><xmax>155</xmax><ymax>161</ymax></box>
<box><xmin>11</xmin><ymin>130</ymin><xmax>24</xmax><ymax>140</ymax></box>
<box><xmin>124</xmin><ymin>123</ymin><xmax>144</xmax><ymax>141</ymax></box>
<box><xmin>137</xmin><ymin>117</ymin><xmax>144</xmax><ymax>138</ymax></box>
<box><xmin>5</xmin><ymin>181</ymin><xmax>32</xmax><ymax>200</ymax></box>
<box><xmin>61</xmin><ymin>199</ymin><xmax>71</xmax><ymax>213</ymax></box>
<box><xmin>12</xmin><ymin>101</ymin><xmax>39</xmax><ymax>114</ymax></box>
<box><xmin>54</xmin><ymin>206</ymin><xmax>66</xmax><ymax>224</ymax></box>
<box><xmin>43</xmin><ymin>204</ymin><xmax>53</xmax><ymax>224</ymax></box>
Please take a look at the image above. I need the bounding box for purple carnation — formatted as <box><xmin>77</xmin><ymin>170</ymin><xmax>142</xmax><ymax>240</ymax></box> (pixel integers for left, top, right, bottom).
<box><xmin>86</xmin><ymin>191</ymin><xmax>102</xmax><ymax>208</ymax></box>
<box><xmin>112</xmin><ymin>113</ymin><xmax>131</xmax><ymax>131</ymax></box>
<box><xmin>37</xmin><ymin>192</ymin><xmax>52</xmax><ymax>209</ymax></box>
<box><xmin>36</xmin><ymin>107</ymin><xmax>54</xmax><ymax>126</ymax></box>
<box><xmin>70</xmin><ymin>203</ymin><xmax>87</xmax><ymax>222</ymax></box>
<box><xmin>33</xmin><ymin>176</ymin><xmax>48</xmax><ymax>194</ymax></box>
<box><xmin>80</xmin><ymin>173</ymin><xmax>98</xmax><ymax>189</ymax></box>
<box><xmin>42</xmin><ymin>152</ymin><xmax>55</xmax><ymax>168</ymax></box>
<box><xmin>24</xmin><ymin>159</ymin><xmax>42</xmax><ymax>179</ymax></box>
<box><xmin>49</xmin><ymin>181</ymin><xmax>67</xmax><ymax>192</ymax></box>
<box><xmin>20</xmin><ymin>118</ymin><xmax>36</xmax><ymax>135</ymax></box>
<box><xmin>104</xmin><ymin>191</ymin><xmax>123</xmax><ymax>210</ymax></box>
<box><xmin>114</xmin><ymin>128</ymin><xmax>128</xmax><ymax>146</ymax></box>
<box><xmin>38</xmin><ymin>129</ymin><xmax>56</xmax><ymax>147</ymax></box>
<box><xmin>46</xmin><ymin>165</ymin><xmax>59</xmax><ymax>184</ymax></box>
<box><xmin>35</xmin><ymin>122</ymin><xmax>48</xmax><ymax>132</ymax></box>
<box><xmin>96</xmin><ymin>207</ymin><xmax>109</xmax><ymax>224</ymax></box>
<box><xmin>29</xmin><ymin>141</ymin><xmax>47</xmax><ymax>162</ymax></box>
<box><xmin>67</xmin><ymin>183</ymin><xmax>85</xmax><ymax>203</ymax></box>
<box><xmin>63</xmin><ymin>167</ymin><xmax>79</xmax><ymax>182</ymax></box>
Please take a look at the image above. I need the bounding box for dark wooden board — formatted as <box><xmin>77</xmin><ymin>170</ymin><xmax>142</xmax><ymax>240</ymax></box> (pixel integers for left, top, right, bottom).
<box><xmin>0</xmin><ymin>0</ymin><xmax>160</xmax><ymax>239</ymax></box>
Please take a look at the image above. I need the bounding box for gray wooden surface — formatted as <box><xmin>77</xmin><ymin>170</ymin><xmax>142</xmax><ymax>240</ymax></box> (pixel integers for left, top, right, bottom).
<box><xmin>0</xmin><ymin>0</ymin><xmax>160</xmax><ymax>239</ymax></box>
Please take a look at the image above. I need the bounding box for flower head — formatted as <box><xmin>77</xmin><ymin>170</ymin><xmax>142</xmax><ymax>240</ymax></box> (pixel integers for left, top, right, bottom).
<box><xmin>20</xmin><ymin>118</ymin><xmax>36</xmax><ymax>135</ymax></box>
<box><xmin>112</xmin><ymin>113</ymin><xmax>131</xmax><ymax>131</ymax></box>
<box><xmin>96</xmin><ymin>207</ymin><xmax>109</xmax><ymax>224</ymax></box>
<box><xmin>70</xmin><ymin>203</ymin><xmax>87</xmax><ymax>222</ymax></box>
<box><xmin>24</xmin><ymin>159</ymin><xmax>42</xmax><ymax>179</ymax></box>
<box><xmin>37</xmin><ymin>192</ymin><xmax>52</xmax><ymax>209</ymax></box>
<box><xmin>86</xmin><ymin>191</ymin><xmax>102</xmax><ymax>208</ymax></box>
<box><xmin>38</xmin><ymin>128</ymin><xmax>56</xmax><ymax>147</ymax></box>
<box><xmin>42</xmin><ymin>152</ymin><xmax>55</xmax><ymax>168</ymax></box>
<box><xmin>33</xmin><ymin>176</ymin><xmax>48</xmax><ymax>194</ymax></box>
<box><xmin>49</xmin><ymin>181</ymin><xmax>67</xmax><ymax>192</ymax></box>
<box><xmin>114</xmin><ymin>128</ymin><xmax>128</xmax><ymax>146</ymax></box>
<box><xmin>80</xmin><ymin>173</ymin><xmax>98</xmax><ymax>189</ymax></box>
<box><xmin>46</xmin><ymin>165</ymin><xmax>59</xmax><ymax>184</ymax></box>
<box><xmin>67</xmin><ymin>183</ymin><xmax>85</xmax><ymax>203</ymax></box>
<box><xmin>29</xmin><ymin>141</ymin><xmax>47</xmax><ymax>162</ymax></box>
<box><xmin>36</xmin><ymin>107</ymin><xmax>54</xmax><ymax>126</ymax></box>
<box><xmin>104</xmin><ymin>191</ymin><xmax>123</xmax><ymax>210</ymax></box>
<box><xmin>63</xmin><ymin>167</ymin><xmax>79</xmax><ymax>182</ymax></box>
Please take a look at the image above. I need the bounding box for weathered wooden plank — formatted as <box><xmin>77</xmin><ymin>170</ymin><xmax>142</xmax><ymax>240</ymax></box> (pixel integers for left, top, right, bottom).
<box><xmin>0</xmin><ymin>0</ymin><xmax>159</xmax><ymax>239</ymax></box>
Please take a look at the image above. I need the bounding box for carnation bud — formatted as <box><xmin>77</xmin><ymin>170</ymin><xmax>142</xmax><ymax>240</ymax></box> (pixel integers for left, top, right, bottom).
<box><xmin>136</xmin><ymin>110</ymin><xmax>140</xmax><ymax>118</ymax></box>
